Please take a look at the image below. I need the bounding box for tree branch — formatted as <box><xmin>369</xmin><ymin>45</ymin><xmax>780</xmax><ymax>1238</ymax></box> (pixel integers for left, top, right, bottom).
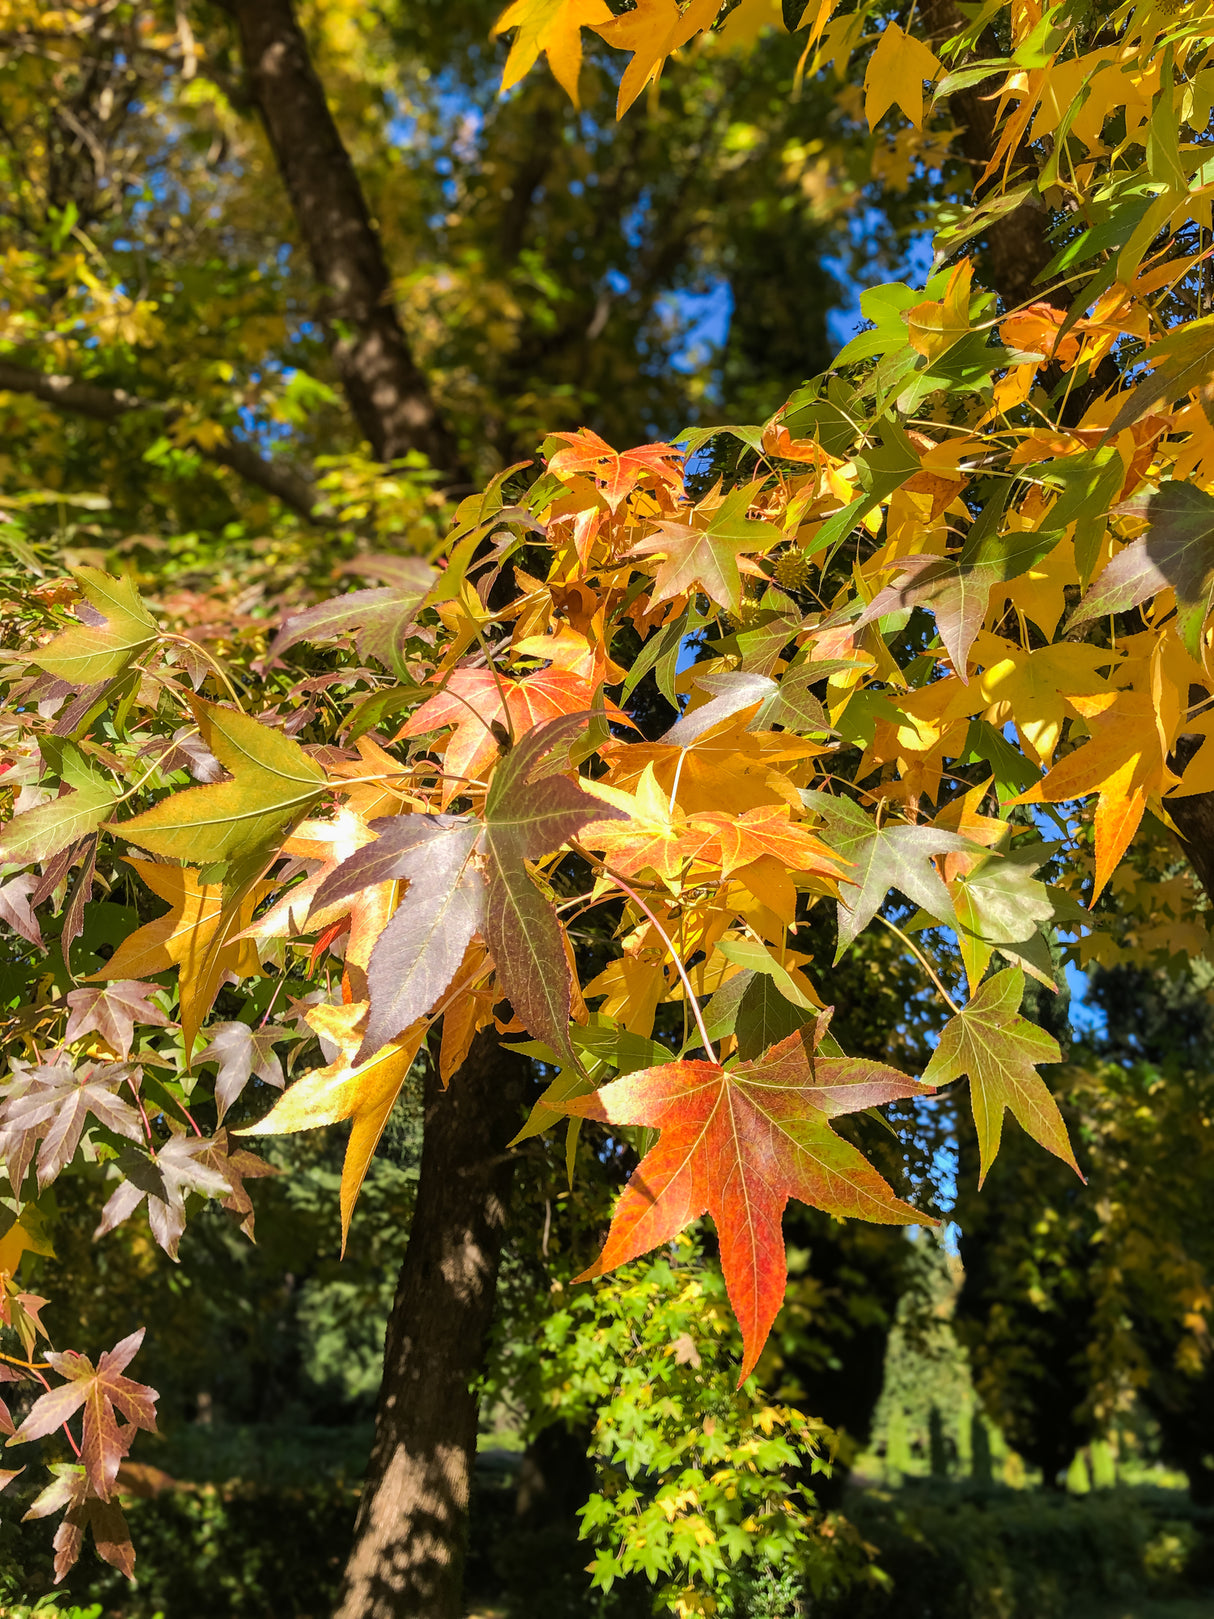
<box><xmin>218</xmin><ymin>0</ymin><xmax>465</xmax><ymax>478</ymax></box>
<box><xmin>920</xmin><ymin>0</ymin><xmax>1059</xmax><ymax>309</ymax></box>
<box><xmin>0</xmin><ymin>358</ymin><xmax>327</xmax><ymax>525</ymax></box>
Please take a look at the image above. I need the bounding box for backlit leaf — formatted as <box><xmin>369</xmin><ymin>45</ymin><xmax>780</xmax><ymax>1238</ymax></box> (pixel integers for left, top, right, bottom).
<box><xmin>10</xmin><ymin>1327</ymin><xmax>157</xmax><ymax>1501</ymax></box>
<box><xmin>240</xmin><ymin>1001</ymin><xmax>426</xmax><ymax>1248</ymax></box>
<box><xmin>91</xmin><ymin>861</ymin><xmax>271</xmax><ymax>1052</ymax></box>
<box><xmin>113</xmin><ymin>699</ymin><xmax>326</xmax><ymax>873</ymax></box>
<box><xmin>801</xmin><ymin>790</ymin><xmax>968</xmax><ymax>958</ymax></box>
<box><xmin>564</xmin><ymin>1022</ymin><xmax>931</xmax><ymax>1380</ymax></box>
<box><xmin>492</xmin><ymin>0</ymin><xmax>613</xmax><ymax>107</ymax></box>
<box><xmin>27</xmin><ymin>569</ymin><xmax>157</xmax><ymax>686</ymax></box>
<box><xmin>1070</xmin><ymin>483</ymin><xmax>1214</xmax><ymax>656</ymax></box>
<box><xmin>921</xmin><ymin>967</ymin><xmax>1078</xmax><ymax>1185</ymax></box>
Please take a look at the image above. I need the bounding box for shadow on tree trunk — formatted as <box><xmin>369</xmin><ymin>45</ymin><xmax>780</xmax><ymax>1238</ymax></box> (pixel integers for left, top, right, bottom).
<box><xmin>333</xmin><ymin>1030</ymin><xmax>531</xmax><ymax>1619</ymax></box>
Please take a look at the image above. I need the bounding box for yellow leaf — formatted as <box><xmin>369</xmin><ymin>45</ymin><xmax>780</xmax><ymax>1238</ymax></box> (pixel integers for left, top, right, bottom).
<box><xmin>93</xmin><ymin>861</ymin><xmax>270</xmax><ymax>1052</ymax></box>
<box><xmin>594</xmin><ymin>0</ymin><xmax>722</xmax><ymax>119</ymax></box>
<box><xmin>241</xmin><ymin>1002</ymin><xmax>427</xmax><ymax>1250</ymax></box>
<box><xmin>0</xmin><ymin>1213</ymin><xmax>54</xmax><ymax>1279</ymax></box>
<box><xmin>493</xmin><ymin>0</ymin><xmax>613</xmax><ymax>106</ymax></box>
<box><xmin>863</xmin><ymin>21</ymin><xmax>940</xmax><ymax>131</ymax></box>
<box><xmin>713</xmin><ymin>0</ymin><xmax>783</xmax><ymax>52</ymax></box>
<box><xmin>907</xmin><ymin>260</ymin><xmax>973</xmax><ymax>361</ymax></box>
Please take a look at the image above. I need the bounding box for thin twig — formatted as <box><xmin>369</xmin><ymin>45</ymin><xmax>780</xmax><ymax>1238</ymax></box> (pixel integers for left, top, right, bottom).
<box><xmin>876</xmin><ymin>914</ymin><xmax>961</xmax><ymax>1015</ymax></box>
<box><xmin>579</xmin><ymin>848</ymin><xmax>717</xmax><ymax>1061</ymax></box>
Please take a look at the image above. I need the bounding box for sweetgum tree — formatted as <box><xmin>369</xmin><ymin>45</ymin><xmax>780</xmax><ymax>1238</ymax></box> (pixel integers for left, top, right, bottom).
<box><xmin>4</xmin><ymin>0</ymin><xmax>1214</xmax><ymax>1616</ymax></box>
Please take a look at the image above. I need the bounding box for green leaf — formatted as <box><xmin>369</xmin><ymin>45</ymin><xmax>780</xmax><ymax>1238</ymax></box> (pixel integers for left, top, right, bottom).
<box><xmin>714</xmin><ymin>938</ymin><xmax>818</xmax><ymax>1011</ymax></box>
<box><xmin>805</xmin><ymin>416</ymin><xmax>919</xmax><ymax>559</ymax></box>
<box><xmin>703</xmin><ymin>968</ymin><xmax>816</xmax><ymax>1060</ymax></box>
<box><xmin>952</xmin><ymin>846</ymin><xmax>1056</xmax><ymax>987</ymax></box>
<box><xmin>29</xmin><ymin>569</ymin><xmax>157</xmax><ymax>686</ymax></box>
<box><xmin>112</xmin><ymin>699</ymin><xmax>326</xmax><ymax>873</ymax></box>
<box><xmin>801</xmin><ymin>790</ymin><xmax>968</xmax><ymax>959</ymax></box>
<box><xmin>511</xmin><ymin>1015</ymin><xmax>670</xmax><ymax>1184</ymax></box>
<box><xmin>622</xmin><ymin>600</ymin><xmax>710</xmax><ymax>706</ymax></box>
<box><xmin>921</xmin><ymin>967</ymin><xmax>1077</xmax><ymax>1186</ymax></box>
<box><xmin>0</xmin><ymin>743</ymin><xmax>119</xmax><ymax>865</ymax></box>
<box><xmin>755</xmin><ymin>662</ymin><xmax>837</xmax><ymax>734</ymax></box>
<box><xmin>960</xmin><ymin>719</ymin><xmax>1041</xmax><ymax>804</ymax></box>
<box><xmin>1029</xmin><ymin>449</ymin><xmax>1124</xmax><ymax>583</ymax></box>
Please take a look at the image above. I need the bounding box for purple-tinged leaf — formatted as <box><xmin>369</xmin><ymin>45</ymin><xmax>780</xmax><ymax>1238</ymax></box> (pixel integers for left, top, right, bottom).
<box><xmin>357</xmin><ymin>822</ymin><xmax>484</xmax><ymax>1061</ymax></box>
<box><xmin>662</xmin><ymin>672</ymin><xmax>776</xmax><ymax>747</ymax></box>
<box><xmin>59</xmin><ymin>833</ymin><xmax>98</xmax><ymax>966</ymax></box>
<box><xmin>479</xmin><ymin>714</ymin><xmax>628</xmax><ymax>1063</ymax></box>
<box><xmin>309</xmin><ymin>812</ymin><xmax>471</xmax><ymax>918</ymax></box>
<box><xmin>24</xmin><ymin>1461</ymin><xmax>137</xmax><ymax>1581</ymax></box>
<box><xmin>64</xmin><ymin>981</ymin><xmax>173</xmax><ymax>1061</ymax></box>
<box><xmin>198</xmin><ymin>1023</ymin><xmax>288</xmax><ymax>1121</ymax></box>
<box><xmin>31</xmin><ymin>837</ymin><xmax>86</xmax><ymax>906</ymax></box>
<box><xmin>0</xmin><ymin>1060</ymin><xmax>143</xmax><ymax>1193</ymax></box>
<box><xmin>855</xmin><ymin>531</ymin><xmax>1050</xmax><ymax>680</ymax></box>
<box><xmin>94</xmin><ymin>1137</ymin><xmax>235</xmax><ymax>1259</ymax></box>
<box><xmin>269</xmin><ymin>563</ymin><xmax>434</xmax><ymax>667</ymax></box>
<box><xmin>0</xmin><ymin>874</ymin><xmax>43</xmax><ymax>949</ymax></box>
<box><xmin>1070</xmin><ymin>483</ymin><xmax>1214</xmax><ymax>656</ymax></box>
<box><xmin>12</xmin><ymin>1328</ymin><xmax>157</xmax><ymax>1506</ymax></box>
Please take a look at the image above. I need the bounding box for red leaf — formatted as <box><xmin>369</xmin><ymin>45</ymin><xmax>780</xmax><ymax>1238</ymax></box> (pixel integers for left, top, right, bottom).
<box><xmin>23</xmin><ymin>1461</ymin><xmax>135</xmax><ymax>1581</ymax></box>
<box><xmin>563</xmin><ymin>1025</ymin><xmax>932</xmax><ymax>1381</ymax></box>
<box><xmin>10</xmin><ymin>1328</ymin><xmax>158</xmax><ymax>1500</ymax></box>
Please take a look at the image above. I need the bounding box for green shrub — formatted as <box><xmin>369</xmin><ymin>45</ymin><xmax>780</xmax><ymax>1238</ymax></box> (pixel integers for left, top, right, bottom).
<box><xmin>2</xmin><ymin>1481</ymin><xmax>355</xmax><ymax>1619</ymax></box>
<box><xmin>818</xmin><ymin>1485</ymin><xmax>1214</xmax><ymax>1619</ymax></box>
<box><xmin>3</xmin><ymin>1440</ymin><xmax>1211</xmax><ymax>1619</ymax></box>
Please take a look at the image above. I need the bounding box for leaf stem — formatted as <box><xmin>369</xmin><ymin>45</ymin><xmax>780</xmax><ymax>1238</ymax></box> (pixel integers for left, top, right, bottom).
<box><xmin>1</xmin><ymin>1355</ymin><xmax>82</xmax><ymax>1459</ymax></box>
<box><xmin>157</xmin><ymin>633</ymin><xmax>242</xmax><ymax>706</ymax></box>
<box><xmin>876</xmin><ymin>914</ymin><xmax>960</xmax><ymax>1016</ymax></box>
<box><xmin>581</xmin><ymin>851</ymin><xmax>717</xmax><ymax>1062</ymax></box>
<box><xmin>112</xmin><ymin>729</ymin><xmax>203</xmax><ymax>804</ymax></box>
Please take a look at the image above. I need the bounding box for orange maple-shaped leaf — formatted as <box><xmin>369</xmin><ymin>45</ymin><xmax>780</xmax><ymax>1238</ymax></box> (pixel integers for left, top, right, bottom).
<box><xmin>563</xmin><ymin>1023</ymin><xmax>932</xmax><ymax>1381</ymax></box>
<box><xmin>583</xmin><ymin>765</ymin><xmax>844</xmax><ymax>887</ymax></box>
<box><xmin>547</xmin><ymin>427</ymin><xmax>683</xmax><ymax>511</ymax></box>
<box><xmin>399</xmin><ymin>666</ymin><xmax>597</xmax><ymax>805</ymax></box>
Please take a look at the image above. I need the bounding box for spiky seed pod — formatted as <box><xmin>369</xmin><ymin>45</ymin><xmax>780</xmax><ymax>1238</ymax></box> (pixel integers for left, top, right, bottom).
<box><xmin>774</xmin><ymin>551</ymin><xmax>812</xmax><ymax>592</ymax></box>
<box><xmin>724</xmin><ymin>597</ymin><xmax>762</xmax><ymax>632</ymax></box>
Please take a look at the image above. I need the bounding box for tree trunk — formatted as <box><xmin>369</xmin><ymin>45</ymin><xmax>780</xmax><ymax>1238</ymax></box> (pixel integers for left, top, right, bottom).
<box><xmin>333</xmin><ymin>1030</ymin><xmax>531</xmax><ymax>1619</ymax></box>
<box><xmin>221</xmin><ymin>0</ymin><xmax>464</xmax><ymax>477</ymax></box>
<box><xmin>920</xmin><ymin>0</ymin><xmax>1059</xmax><ymax>311</ymax></box>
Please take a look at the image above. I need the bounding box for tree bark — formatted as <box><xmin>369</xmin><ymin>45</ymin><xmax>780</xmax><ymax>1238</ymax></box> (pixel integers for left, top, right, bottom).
<box><xmin>920</xmin><ymin>0</ymin><xmax>1058</xmax><ymax>310</ymax></box>
<box><xmin>221</xmin><ymin>0</ymin><xmax>463</xmax><ymax>476</ymax></box>
<box><xmin>332</xmin><ymin>1030</ymin><xmax>531</xmax><ymax>1619</ymax></box>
